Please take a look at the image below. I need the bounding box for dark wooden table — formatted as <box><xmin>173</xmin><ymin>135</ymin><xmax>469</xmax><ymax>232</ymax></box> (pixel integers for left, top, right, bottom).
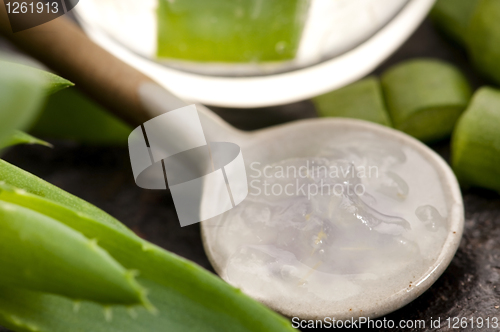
<box><xmin>1</xmin><ymin>18</ymin><xmax>499</xmax><ymax>332</ymax></box>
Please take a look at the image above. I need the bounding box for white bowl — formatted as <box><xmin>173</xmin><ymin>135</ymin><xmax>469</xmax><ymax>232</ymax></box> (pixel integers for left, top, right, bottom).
<box><xmin>74</xmin><ymin>0</ymin><xmax>436</xmax><ymax>108</ymax></box>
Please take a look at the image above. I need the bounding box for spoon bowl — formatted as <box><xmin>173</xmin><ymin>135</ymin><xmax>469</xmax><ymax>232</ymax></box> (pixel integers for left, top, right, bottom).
<box><xmin>194</xmin><ymin>115</ymin><xmax>463</xmax><ymax>320</ymax></box>
<box><xmin>139</xmin><ymin>82</ymin><xmax>463</xmax><ymax>320</ymax></box>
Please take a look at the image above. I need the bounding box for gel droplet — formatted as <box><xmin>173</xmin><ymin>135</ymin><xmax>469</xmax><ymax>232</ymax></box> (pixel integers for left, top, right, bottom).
<box><xmin>415</xmin><ymin>205</ymin><xmax>446</xmax><ymax>231</ymax></box>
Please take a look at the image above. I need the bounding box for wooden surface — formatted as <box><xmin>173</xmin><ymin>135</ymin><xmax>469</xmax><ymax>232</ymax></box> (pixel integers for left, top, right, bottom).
<box><xmin>1</xmin><ymin>18</ymin><xmax>499</xmax><ymax>332</ymax></box>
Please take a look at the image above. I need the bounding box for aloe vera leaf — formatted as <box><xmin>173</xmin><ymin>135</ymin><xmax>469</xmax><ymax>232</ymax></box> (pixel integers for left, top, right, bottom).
<box><xmin>0</xmin><ymin>274</ymin><xmax>293</xmax><ymax>332</ymax></box>
<box><xmin>466</xmin><ymin>0</ymin><xmax>500</xmax><ymax>85</ymax></box>
<box><xmin>0</xmin><ymin>130</ymin><xmax>52</xmax><ymax>149</ymax></box>
<box><xmin>0</xmin><ymin>180</ymin><xmax>295</xmax><ymax>332</ymax></box>
<box><xmin>0</xmin><ymin>159</ymin><xmax>134</xmax><ymax>235</ymax></box>
<box><xmin>156</xmin><ymin>0</ymin><xmax>308</xmax><ymax>62</ymax></box>
<box><xmin>430</xmin><ymin>0</ymin><xmax>481</xmax><ymax>45</ymax></box>
<box><xmin>0</xmin><ymin>60</ymin><xmax>73</xmax><ymax>95</ymax></box>
<box><xmin>313</xmin><ymin>76</ymin><xmax>392</xmax><ymax>127</ymax></box>
<box><xmin>381</xmin><ymin>59</ymin><xmax>472</xmax><ymax>143</ymax></box>
<box><xmin>31</xmin><ymin>88</ymin><xmax>132</xmax><ymax>145</ymax></box>
<box><xmin>0</xmin><ymin>200</ymin><xmax>148</xmax><ymax>306</ymax></box>
<box><xmin>452</xmin><ymin>87</ymin><xmax>500</xmax><ymax>192</ymax></box>
<box><xmin>0</xmin><ymin>61</ymin><xmax>46</xmax><ymax>146</ymax></box>
<box><xmin>38</xmin><ymin>69</ymin><xmax>74</xmax><ymax>95</ymax></box>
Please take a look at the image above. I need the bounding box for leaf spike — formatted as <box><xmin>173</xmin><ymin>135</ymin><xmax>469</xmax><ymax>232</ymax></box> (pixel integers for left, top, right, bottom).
<box><xmin>103</xmin><ymin>306</ymin><xmax>113</xmax><ymax>322</ymax></box>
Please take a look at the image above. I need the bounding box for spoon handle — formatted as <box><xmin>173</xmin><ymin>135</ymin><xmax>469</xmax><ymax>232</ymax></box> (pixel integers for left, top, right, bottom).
<box><xmin>0</xmin><ymin>3</ymin><xmax>246</xmax><ymax>143</ymax></box>
<box><xmin>0</xmin><ymin>3</ymin><xmax>174</xmax><ymax>127</ymax></box>
<box><xmin>0</xmin><ymin>8</ymin><xmax>157</xmax><ymax>126</ymax></box>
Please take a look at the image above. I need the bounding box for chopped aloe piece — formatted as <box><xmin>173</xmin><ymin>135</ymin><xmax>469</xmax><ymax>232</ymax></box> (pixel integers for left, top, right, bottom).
<box><xmin>31</xmin><ymin>88</ymin><xmax>132</xmax><ymax>145</ymax></box>
<box><xmin>452</xmin><ymin>87</ymin><xmax>500</xmax><ymax>192</ymax></box>
<box><xmin>157</xmin><ymin>0</ymin><xmax>308</xmax><ymax>62</ymax></box>
<box><xmin>431</xmin><ymin>0</ymin><xmax>480</xmax><ymax>45</ymax></box>
<box><xmin>313</xmin><ymin>76</ymin><xmax>392</xmax><ymax>127</ymax></box>
<box><xmin>0</xmin><ymin>130</ymin><xmax>52</xmax><ymax>149</ymax></box>
<box><xmin>0</xmin><ymin>199</ymin><xmax>148</xmax><ymax>306</ymax></box>
<box><xmin>381</xmin><ymin>59</ymin><xmax>472</xmax><ymax>143</ymax></box>
<box><xmin>467</xmin><ymin>0</ymin><xmax>500</xmax><ymax>84</ymax></box>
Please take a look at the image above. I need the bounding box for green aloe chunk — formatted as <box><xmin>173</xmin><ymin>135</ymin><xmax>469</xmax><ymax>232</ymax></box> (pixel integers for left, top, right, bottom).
<box><xmin>313</xmin><ymin>76</ymin><xmax>392</xmax><ymax>127</ymax></box>
<box><xmin>157</xmin><ymin>0</ymin><xmax>308</xmax><ymax>62</ymax></box>
<box><xmin>431</xmin><ymin>0</ymin><xmax>480</xmax><ymax>45</ymax></box>
<box><xmin>452</xmin><ymin>87</ymin><xmax>500</xmax><ymax>192</ymax></box>
<box><xmin>0</xmin><ymin>130</ymin><xmax>52</xmax><ymax>150</ymax></box>
<box><xmin>467</xmin><ymin>0</ymin><xmax>500</xmax><ymax>85</ymax></box>
<box><xmin>0</xmin><ymin>161</ymin><xmax>295</xmax><ymax>332</ymax></box>
<box><xmin>0</xmin><ymin>199</ymin><xmax>148</xmax><ymax>306</ymax></box>
<box><xmin>381</xmin><ymin>59</ymin><xmax>472</xmax><ymax>143</ymax></box>
<box><xmin>31</xmin><ymin>88</ymin><xmax>132</xmax><ymax>145</ymax></box>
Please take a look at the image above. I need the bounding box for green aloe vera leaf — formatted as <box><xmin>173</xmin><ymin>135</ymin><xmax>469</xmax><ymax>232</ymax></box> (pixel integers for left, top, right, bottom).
<box><xmin>0</xmin><ymin>275</ymin><xmax>292</xmax><ymax>332</ymax></box>
<box><xmin>0</xmin><ymin>159</ymin><xmax>134</xmax><ymax>235</ymax></box>
<box><xmin>39</xmin><ymin>70</ymin><xmax>74</xmax><ymax>95</ymax></box>
<box><xmin>0</xmin><ymin>130</ymin><xmax>52</xmax><ymax>149</ymax></box>
<box><xmin>31</xmin><ymin>88</ymin><xmax>132</xmax><ymax>145</ymax></box>
<box><xmin>0</xmin><ymin>283</ymin><xmax>198</xmax><ymax>332</ymax></box>
<box><xmin>0</xmin><ymin>200</ymin><xmax>148</xmax><ymax>306</ymax></box>
<box><xmin>312</xmin><ymin>76</ymin><xmax>392</xmax><ymax>127</ymax></box>
<box><xmin>0</xmin><ymin>60</ymin><xmax>73</xmax><ymax>95</ymax></box>
<box><xmin>157</xmin><ymin>0</ymin><xmax>308</xmax><ymax>62</ymax></box>
<box><xmin>381</xmin><ymin>59</ymin><xmax>472</xmax><ymax>143</ymax></box>
<box><xmin>0</xmin><ymin>60</ymin><xmax>46</xmax><ymax>146</ymax></box>
<box><xmin>452</xmin><ymin>87</ymin><xmax>500</xmax><ymax>192</ymax></box>
<box><xmin>466</xmin><ymin>0</ymin><xmax>500</xmax><ymax>85</ymax></box>
<box><xmin>0</xmin><ymin>163</ymin><xmax>295</xmax><ymax>332</ymax></box>
<box><xmin>430</xmin><ymin>0</ymin><xmax>481</xmax><ymax>45</ymax></box>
